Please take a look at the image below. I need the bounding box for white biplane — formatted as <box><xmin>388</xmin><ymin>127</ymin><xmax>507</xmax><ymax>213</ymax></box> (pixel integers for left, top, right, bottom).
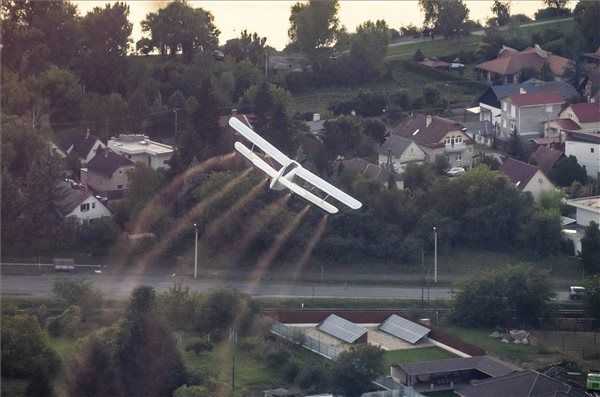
<box><xmin>229</xmin><ymin>117</ymin><xmax>362</xmax><ymax>214</ymax></box>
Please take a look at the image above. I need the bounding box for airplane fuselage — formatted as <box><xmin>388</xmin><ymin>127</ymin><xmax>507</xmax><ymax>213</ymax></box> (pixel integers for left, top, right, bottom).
<box><xmin>270</xmin><ymin>161</ymin><xmax>301</xmax><ymax>190</ymax></box>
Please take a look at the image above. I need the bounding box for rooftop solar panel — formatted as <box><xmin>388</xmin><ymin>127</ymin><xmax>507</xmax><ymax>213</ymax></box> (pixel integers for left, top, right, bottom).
<box><xmin>379</xmin><ymin>314</ymin><xmax>430</xmax><ymax>344</ymax></box>
<box><xmin>318</xmin><ymin>314</ymin><xmax>368</xmax><ymax>344</ymax></box>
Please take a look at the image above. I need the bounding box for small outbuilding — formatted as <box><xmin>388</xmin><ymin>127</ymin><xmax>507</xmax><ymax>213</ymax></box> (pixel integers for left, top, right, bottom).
<box><xmin>317</xmin><ymin>314</ymin><xmax>368</xmax><ymax>344</ymax></box>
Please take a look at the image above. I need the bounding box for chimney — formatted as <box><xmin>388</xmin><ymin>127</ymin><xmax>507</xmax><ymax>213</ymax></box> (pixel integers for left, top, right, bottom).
<box><xmin>313</xmin><ymin>113</ymin><xmax>320</xmax><ymax>122</ymax></box>
<box><xmin>520</xmin><ymin>88</ymin><xmax>527</xmax><ymax>95</ymax></box>
<box><xmin>426</xmin><ymin>115</ymin><xmax>432</xmax><ymax>127</ymax></box>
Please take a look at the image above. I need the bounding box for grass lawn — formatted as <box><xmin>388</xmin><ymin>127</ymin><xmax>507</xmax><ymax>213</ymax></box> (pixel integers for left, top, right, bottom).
<box><xmin>383</xmin><ymin>346</ymin><xmax>455</xmax><ymax>368</ymax></box>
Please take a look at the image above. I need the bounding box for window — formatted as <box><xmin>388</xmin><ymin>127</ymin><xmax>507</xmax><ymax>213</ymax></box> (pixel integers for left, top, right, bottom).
<box><xmin>503</xmin><ymin>102</ymin><xmax>507</xmax><ymax>111</ymax></box>
<box><xmin>92</xmin><ymin>203</ymin><xmax>96</xmax><ymax>209</ymax></box>
<box><xmin>592</xmin><ymin>148</ymin><xmax>595</xmax><ymax>153</ymax></box>
<box><xmin>457</xmin><ymin>153</ymin><xmax>462</xmax><ymax>161</ymax></box>
<box><xmin>117</xmin><ymin>184</ymin><xmax>123</xmax><ymax>189</ymax></box>
<box><xmin>538</xmin><ymin>178</ymin><xmax>543</xmax><ymax>184</ymax></box>
<box><xmin>80</xmin><ymin>203</ymin><xmax>90</xmax><ymax>212</ymax></box>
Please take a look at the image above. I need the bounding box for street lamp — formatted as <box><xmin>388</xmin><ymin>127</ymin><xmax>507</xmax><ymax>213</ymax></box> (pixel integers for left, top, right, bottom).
<box><xmin>433</xmin><ymin>226</ymin><xmax>438</xmax><ymax>284</ymax></box>
<box><xmin>193</xmin><ymin>223</ymin><xmax>199</xmax><ymax>280</ymax></box>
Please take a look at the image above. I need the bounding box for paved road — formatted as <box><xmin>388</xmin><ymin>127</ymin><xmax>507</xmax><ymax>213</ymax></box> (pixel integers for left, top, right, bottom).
<box><xmin>0</xmin><ymin>273</ymin><xmax>571</xmax><ymax>301</ymax></box>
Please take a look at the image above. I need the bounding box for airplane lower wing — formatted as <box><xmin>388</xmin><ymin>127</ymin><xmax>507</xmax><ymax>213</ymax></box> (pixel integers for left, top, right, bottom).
<box><xmin>234</xmin><ymin>142</ymin><xmax>277</xmax><ymax>178</ymax></box>
<box><xmin>230</xmin><ymin>117</ymin><xmax>291</xmax><ymax>166</ymax></box>
<box><xmin>294</xmin><ymin>167</ymin><xmax>362</xmax><ymax>210</ymax></box>
<box><xmin>277</xmin><ymin>177</ymin><xmax>339</xmax><ymax>214</ymax></box>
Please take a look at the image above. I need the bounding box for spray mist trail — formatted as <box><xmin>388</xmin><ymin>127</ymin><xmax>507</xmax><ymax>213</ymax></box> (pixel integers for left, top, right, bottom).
<box><xmin>110</xmin><ymin>152</ymin><xmax>237</xmax><ymax>273</ymax></box>
<box><xmin>132</xmin><ymin>168</ymin><xmax>253</xmax><ymax>274</ymax></box>
<box><xmin>232</xmin><ymin>193</ymin><xmax>292</xmax><ymax>257</ymax></box>
<box><xmin>292</xmin><ymin>214</ymin><xmax>328</xmax><ymax>281</ymax></box>
<box><xmin>203</xmin><ymin>178</ymin><xmax>268</xmax><ymax>241</ymax></box>
<box><xmin>247</xmin><ymin>205</ymin><xmax>310</xmax><ymax>293</ymax></box>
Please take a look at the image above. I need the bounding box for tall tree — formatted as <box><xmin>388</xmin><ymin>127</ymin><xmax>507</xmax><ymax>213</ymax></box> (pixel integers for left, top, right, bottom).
<box><xmin>581</xmin><ymin>221</ymin><xmax>600</xmax><ymax>274</ymax></box>
<box><xmin>573</xmin><ymin>0</ymin><xmax>600</xmax><ymax>52</ymax></box>
<box><xmin>222</xmin><ymin>29</ymin><xmax>267</xmax><ymax>65</ymax></box>
<box><xmin>544</xmin><ymin>0</ymin><xmax>569</xmax><ymax>10</ymax></box>
<box><xmin>492</xmin><ymin>0</ymin><xmax>511</xmax><ymax>26</ymax></box>
<box><xmin>78</xmin><ymin>2</ymin><xmax>132</xmax><ymax>94</ymax></box>
<box><xmin>419</xmin><ymin>0</ymin><xmax>470</xmax><ymax>37</ymax></box>
<box><xmin>349</xmin><ymin>20</ymin><xmax>390</xmax><ymax>82</ymax></box>
<box><xmin>288</xmin><ymin>0</ymin><xmax>339</xmax><ymax>64</ymax></box>
<box><xmin>138</xmin><ymin>0</ymin><xmax>220</xmax><ymax>63</ymax></box>
<box><xmin>0</xmin><ymin>0</ymin><xmax>80</xmax><ymax>74</ymax></box>
<box><xmin>332</xmin><ymin>345</ymin><xmax>385</xmax><ymax>397</ymax></box>
<box><xmin>549</xmin><ymin>155</ymin><xmax>587</xmax><ymax>187</ymax></box>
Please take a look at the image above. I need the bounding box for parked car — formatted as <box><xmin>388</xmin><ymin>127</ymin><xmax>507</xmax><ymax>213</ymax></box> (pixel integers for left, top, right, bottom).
<box><xmin>446</xmin><ymin>167</ymin><xmax>466</xmax><ymax>177</ymax></box>
<box><xmin>569</xmin><ymin>286</ymin><xmax>586</xmax><ymax>300</ymax></box>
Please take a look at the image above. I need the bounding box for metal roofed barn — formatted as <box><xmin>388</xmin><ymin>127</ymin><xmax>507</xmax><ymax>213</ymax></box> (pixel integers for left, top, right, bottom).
<box><xmin>379</xmin><ymin>315</ymin><xmax>431</xmax><ymax>344</ymax></box>
<box><xmin>317</xmin><ymin>314</ymin><xmax>368</xmax><ymax>344</ymax></box>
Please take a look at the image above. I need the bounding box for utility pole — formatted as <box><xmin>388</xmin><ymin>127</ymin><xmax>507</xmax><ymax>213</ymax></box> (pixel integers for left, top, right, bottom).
<box><xmin>231</xmin><ymin>327</ymin><xmax>237</xmax><ymax>395</ymax></box>
<box><xmin>173</xmin><ymin>108</ymin><xmax>178</xmax><ymax>136</ymax></box>
<box><xmin>193</xmin><ymin>223</ymin><xmax>198</xmax><ymax>279</ymax></box>
<box><xmin>433</xmin><ymin>226</ymin><xmax>438</xmax><ymax>284</ymax></box>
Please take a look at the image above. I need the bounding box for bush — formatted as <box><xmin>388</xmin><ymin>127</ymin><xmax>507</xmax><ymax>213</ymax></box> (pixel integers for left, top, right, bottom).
<box><xmin>173</xmin><ymin>385</ymin><xmax>210</xmax><ymax>397</ymax></box>
<box><xmin>52</xmin><ymin>279</ymin><xmax>102</xmax><ymax>320</ymax></box>
<box><xmin>510</xmin><ymin>14</ymin><xmax>533</xmax><ymax>24</ymax></box>
<box><xmin>282</xmin><ymin>360</ymin><xmax>300</xmax><ymax>383</ymax></box>
<box><xmin>535</xmin><ymin>7</ymin><xmax>571</xmax><ymax>20</ymax></box>
<box><xmin>265</xmin><ymin>349</ymin><xmax>291</xmax><ymax>369</ymax></box>
<box><xmin>185</xmin><ymin>340</ymin><xmax>213</xmax><ymax>355</ymax></box>
<box><xmin>47</xmin><ymin>305</ymin><xmax>81</xmax><ymax>337</ymax></box>
<box><xmin>296</xmin><ymin>366</ymin><xmax>329</xmax><ymax>393</ymax></box>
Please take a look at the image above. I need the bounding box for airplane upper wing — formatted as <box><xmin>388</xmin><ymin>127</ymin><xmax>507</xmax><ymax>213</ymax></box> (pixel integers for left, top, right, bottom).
<box><xmin>277</xmin><ymin>177</ymin><xmax>339</xmax><ymax>214</ymax></box>
<box><xmin>294</xmin><ymin>167</ymin><xmax>363</xmax><ymax>210</ymax></box>
<box><xmin>229</xmin><ymin>117</ymin><xmax>291</xmax><ymax>166</ymax></box>
<box><xmin>234</xmin><ymin>142</ymin><xmax>278</xmax><ymax>178</ymax></box>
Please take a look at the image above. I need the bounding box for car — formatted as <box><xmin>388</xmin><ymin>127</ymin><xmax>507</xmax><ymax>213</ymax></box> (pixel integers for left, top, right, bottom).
<box><xmin>446</xmin><ymin>167</ymin><xmax>466</xmax><ymax>177</ymax></box>
<box><xmin>569</xmin><ymin>286</ymin><xmax>586</xmax><ymax>300</ymax></box>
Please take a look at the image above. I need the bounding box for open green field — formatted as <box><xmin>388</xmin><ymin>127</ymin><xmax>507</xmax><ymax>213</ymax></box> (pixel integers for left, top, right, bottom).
<box><xmin>383</xmin><ymin>347</ymin><xmax>455</xmax><ymax>368</ymax></box>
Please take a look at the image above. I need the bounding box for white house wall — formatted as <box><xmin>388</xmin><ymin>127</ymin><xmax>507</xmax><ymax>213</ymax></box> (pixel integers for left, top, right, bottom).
<box><xmin>576</xmin><ymin>208</ymin><xmax>600</xmax><ymax>227</ymax></box>
<box><xmin>523</xmin><ymin>170</ymin><xmax>556</xmax><ymax>202</ymax></box>
<box><xmin>66</xmin><ymin>195</ymin><xmax>111</xmax><ymax>222</ymax></box>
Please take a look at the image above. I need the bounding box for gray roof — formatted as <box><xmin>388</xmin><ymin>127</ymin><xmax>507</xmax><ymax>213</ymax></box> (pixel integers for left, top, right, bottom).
<box><xmin>494</xmin><ymin>79</ymin><xmax>578</xmax><ymax>102</ymax></box>
<box><xmin>379</xmin><ymin>135</ymin><xmax>415</xmax><ymax>156</ymax></box>
<box><xmin>318</xmin><ymin>314</ymin><xmax>368</xmax><ymax>344</ymax></box>
<box><xmin>339</xmin><ymin>158</ymin><xmax>393</xmax><ymax>185</ymax></box>
<box><xmin>54</xmin><ymin>181</ymin><xmax>92</xmax><ymax>216</ymax></box>
<box><xmin>457</xmin><ymin>370</ymin><xmax>587</xmax><ymax>397</ymax></box>
<box><xmin>305</xmin><ymin>119</ymin><xmax>325</xmax><ymax>135</ymax></box>
<box><xmin>379</xmin><ymin>315</ymin><xmax>430</xmax><ymax>344</ymax></box>
<box><xmin>87</xmin><ymin>148</ymin><xmax>135</xmax><ymax>178</ymax></box>
<box><xmin>394</xmin><ymin>356</ymin><xmax>519</xmax><ymax>378</ymax></box>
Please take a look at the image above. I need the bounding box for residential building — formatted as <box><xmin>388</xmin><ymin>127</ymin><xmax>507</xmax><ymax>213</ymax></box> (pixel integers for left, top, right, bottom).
<box><xmin>390</xmin><ymin>356</ymin><xmax>518</xmax><ymax>393</ymax></box>
<box><xmin>59</xmin><ymin>130</ymin><xmax>105</xmax><ymax>164</ymax></box>
<box><xmin>267</xmin><ymin>54</ymin><xmax>311</xmax><ymax>75</ymax></box>
<box><xmin>456</xmin><ymin>369</ymin><xmax>587</xmax><ymax>397</ymax></box>
<box><xmin>378</xmin><ymin>135</ymin><xmax>426</xmax><ymax>173</ymax></box>
<box><xmin>81</xmin><ymin>148</ymin><xmax>135</xmax><ymax>199</ymax></box>
<box><xmin>337</xmin><ymin>158</ymin><xmax>403</xmax><ymax>190</ymax></box>
<box><xmin>565</xmin><ymin>131</ymin><xmax>600</xmax><ymax>179</ymax></box>
<box><xmin>54</xmin><ymin>180</ymin><xmax>111</xmax><ymax>223</ymax></box>
<box><xmin>476</xmin><ymin>44</ymin><xmax>571</xmax><ymax>85</ymax></box>
<box><xmin>528</xmin><ymin>146</ymin><xmax>563</xmax><ymax>175</ymax></box>
<box><xmin>564</xmin><ymin>196</ymin><xmax>600</xmax><ymax>253</ymax></box>
<box><xmin>305</xmin><ymin>113</ymin><xmax>326</xmax><ymax>137</ymax></box>
<box><xmin>391</xmin><ymin>114</ymin><xmax>474</xmax><ymax>168</ymax></box>
<box><xmin>499</xmin><ymin>157</ymin><xmax>556</xmax><ymax>201</ymax></box>
<box><xmin>107</xmin><ymin>134</ymin><xmax>173</xmax><ymax>170</ymax></box>
<box><xmin>559</xmin><ymin>102</ymin><xmax>600</xmax><ymax>131</ymax></box>
<box><xmin>499</xmin><ymin>90</ymin><xmax>565</xmax><ymax>140</ymax></box>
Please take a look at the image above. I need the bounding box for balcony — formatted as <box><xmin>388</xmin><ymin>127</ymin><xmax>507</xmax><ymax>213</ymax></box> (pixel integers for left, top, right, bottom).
<box><xmin>444</xmin><ymin>143</ymin><xmax>466</xmax><ymax>153</ymax></box>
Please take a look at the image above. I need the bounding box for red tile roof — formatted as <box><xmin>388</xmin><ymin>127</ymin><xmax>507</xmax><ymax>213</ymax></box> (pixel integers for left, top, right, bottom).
<box><xmin>392</xmin><ymin>114</ymin><xmax>466</xmax><ymax>148</ymax></box>
<box><xmin>507</xmin><ymin>91</ymin><xmax>563</xmax><ymax>107</ymax></box>
<box><xmin>477</xmin><ymin>46</ymin><xmax>571</xmax><ymax>76</ymax></box>
<box><xmin>529</xmin><ymin>146</ymin><xmax>563</xmax><ymax>174</ymax></box>
<box><xmin>550</xmin><ymin>118</ymin><xmax>581</xmax><ymax>131</ymax></box>
<box><xmin>500</xmin><ymin>157</ymin><xmax>540</xmax><ymax>189</ymax></box>
<box><xmin>569</xmin><ymin>103</ymin><xmax>600</xmax><ymax>123</ymax></box>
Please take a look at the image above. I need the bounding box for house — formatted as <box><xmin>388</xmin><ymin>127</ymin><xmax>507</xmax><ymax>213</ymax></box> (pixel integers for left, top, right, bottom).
<box><xmin>564</xmin><ymin>196</ymin><xmax>600</xmax><ymax>253</ymax></box>
<box><xmin>565</xmin><ymin>131</ymin><xmax>600</xmax><ymax>179</ymax></box>
<box><xmin>499</xmin><ymin>157</ymin><xmax>556</xmax><ymax>201</ymax></box>
<box><xmin>476</xmin><ymin>79</ymin><xmax>578</xmax><ymax>130</ymax></box>
<box><xmin>560</xmin><ymin>102</ymin><xmax>600</xmax><ymax>131</ymax></box>
<box><xmin>476</xmin><ymin>44</ymin><xmax>571</xmax><ymax>85</ymax></box>
<box><xmin>528</xmin><ymin>146</ymin><xmax>563</xmax><ymax>175</ymax></box>
<box><xmin>498</xmin><ymin>90</ymin><xmax>565</xmax><ymax>140</ymax></box>
<box><xmin>456</xmin><ymin>369</ymin><xmax>587</xmax><ymax>397</ymax></box>
<box><xmin>107</xmin><ymin>134</ymin><xmax>173</xmax><ymax>170</ymax></box>
<box><xmin>391</xmin><ymin>356</ymin><xmax>519</xmax><ymax>392</ymax></box>
<box><xmin>317</xmin><ymin>314</ymin><xmax>368</xmax><ymax>344</ymax></box>
<box><xmin>81</xmin><ymin>148</ymin><xmax>135</xmax><ymax>199</ymax></box>
<box><xmin>59</xmin><ymin>130</ymin><xmax>105</xmax><ymax>164</ymax></box>
<box><xmin>391</xmin><ymin>114</ymin><xmax>474</xmax><ymax>168</ymax></box>
<box><xmin>378</xmin><ymin>135</ymin><xmax>426</xmax><ymax>173</ymax></box>
<box><xmin>337</xmin><ymin>158</ymin><xmax>403</xmax><ymax>189</ymax></box>
<box><xmin>54</xmin><ymin>180</ymin><xmax>111</xmax><ymax>223</ymax></box>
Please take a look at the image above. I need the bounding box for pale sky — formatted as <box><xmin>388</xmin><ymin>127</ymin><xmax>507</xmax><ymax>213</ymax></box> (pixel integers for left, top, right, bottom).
<box><xmin>74</xmin><ymin>1</ymin><xmax>546</xmax><ymax>50</ymax></box>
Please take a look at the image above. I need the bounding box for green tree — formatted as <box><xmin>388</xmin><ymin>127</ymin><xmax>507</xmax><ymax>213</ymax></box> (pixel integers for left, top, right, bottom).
<box><xmin>573</xmin><ymin>0</ymin><xmax>600</xmax><ymax>51</ymax></box>
<box><xmin>419</xmin><ymin>0</ymin><xmax>470</xmax><ymax>37</ymax></box>
<box><xmin>544</xmin><ymin>0</ymin><xmax>569</xmax><ymax>10</ymax></box>
<box><xmin>492</xmin><ymin>0</ymin><xmax>511</xmax><ymax>26</ymax></box>
<box><xmin>520</xmin><ymin>207</ymin><xmax>562</xmax><ymax>256</ymax></box>
<box><xmin>322</xmin><ymin>116</ymin><xmax>364</xmax><ymax>159</ymax></box>
<box><xmin>584</xmin><ymin>276</ymin><xmax>600</xmax><ymax>319</ymax></box>
<box><xmin>549</xmin><ymin>155</ymin><xmax>587</xmax><ymax>187</ymax></box>
<box><xmin>33</xmin><ymin>66</ymin><xmax>82</xmax><ymax>127</ymax></box>
<box><xmin>508</xmin><ymin>128</ymin><xmax>525</xmax><ymax>160</ymax></box>
<box><xmin>222</xmin><ymin>29</ymin><xmax>267</xmax><ymax>65</ymax></box>
<box><xmin>581</xmin><ymin>221</ymin><xmax>600</xmax><ymax>274</ymax></box>
<box><xmin>349</xmin><ymin>20</ymin><xmax>390</xmax><ymax>82</ymax></box>
<box><xmin>288</xmin><ymin>0</ymin><xmax>339</xmax><ymax>64</ymax></box>
<box><xmin>413</xmin><ymin>48</ymin><xmax>426</xmax><ymax>62</ymax></box>
<box><xmin>78</xmin><ymin>2</ymin><xmax>132</xmax><ymax>94</ymax></box>
<box><xmin>332</xmin><ymin>345</ymin><xmax>384</xmax><ymax>397</ymax></box>
<box><xmin>173</xmin><ymin>385</ymin><xmax>210</xmax><ymax>397</ymax></box>
<box><xmin>138</xmin><ymin>0</ymin><xmax>220</xmax><ymax>62</ymax></box>
<box><xmin>53</xmin><ymin>279</ymin><xmax>103</xmax><ymax>320</ymax></box>
<box><xmin>362</xmin><ymin>119</ymin><xmax>387</xmax><ymax>144</ymax></box>
<box><xmin>453</xmin><ymin>265</ymin><xmax>554</xmax><ymax>327</ymax></box>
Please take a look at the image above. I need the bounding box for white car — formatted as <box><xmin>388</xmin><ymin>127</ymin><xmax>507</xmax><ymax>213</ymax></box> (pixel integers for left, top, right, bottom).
<box><xmin>446</xmin><ymin>167</ymin><xmax>466</xmax><ymax>177</ymax></box>
<box><xmin>569</xmin><ymin>286</ymin><xmax>586</xmax><ymax>300</ymax></box>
